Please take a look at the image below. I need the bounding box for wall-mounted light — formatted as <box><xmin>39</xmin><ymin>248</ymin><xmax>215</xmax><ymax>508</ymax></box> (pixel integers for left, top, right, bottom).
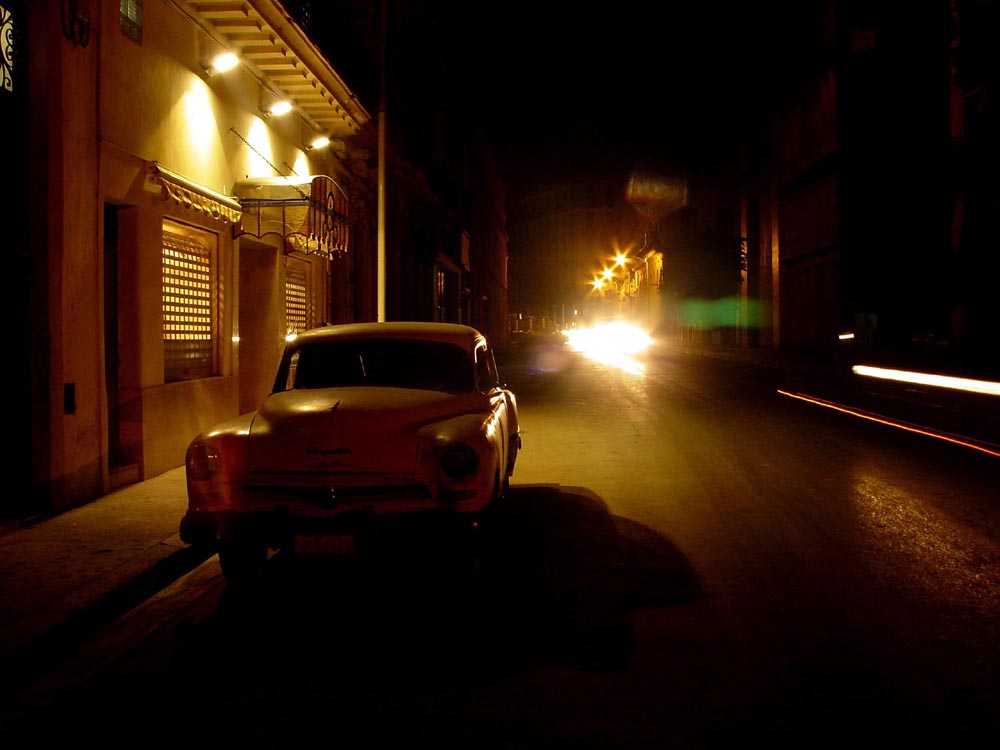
<box><xmin>305</xmin><ymin>135</ymin><xmax>330</xmax><ymax>150</ymax></box>
<box><xmin>261</xmin><ymin>98</ymin><xmax>292</xmax><ymax>118</ymax></box>
<box><xmin>204</xmin><ymin>51</ymin><xmax>238</xmax><ymax>76</ymax></box>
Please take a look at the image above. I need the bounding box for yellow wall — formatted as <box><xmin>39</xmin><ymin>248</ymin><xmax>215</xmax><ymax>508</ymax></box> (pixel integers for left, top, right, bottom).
<box><xmin>47</xmin><ymin>1</ymin><xmax>333</xmax><ymax>507</ymax></box>
<box><xmin>49</xmin><ymin>1</ymin><xmax>101</xmax><ymax>508</ymax></box>
<box><xmin>142</xmin><ymin>377</ymin><xmax>238</xmax><ymax>480</ymax></box>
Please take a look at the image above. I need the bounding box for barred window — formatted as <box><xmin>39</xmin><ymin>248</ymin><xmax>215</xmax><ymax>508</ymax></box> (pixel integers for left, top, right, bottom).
<box><xmin>285</xmin><ymin>264</ymin><xmax>310</xmax><ymax>336</ymax></box>
<box><xmin>163</xmin><ymin>222</ymin><xmax>218</xmax><ymax>381</ymax></box>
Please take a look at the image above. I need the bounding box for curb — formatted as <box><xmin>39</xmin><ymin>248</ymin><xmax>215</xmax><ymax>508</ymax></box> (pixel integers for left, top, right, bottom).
<box><xmin>0</xmin><ymin>539</ymin><xmax>214</xmax><ymax>695</ymax></box>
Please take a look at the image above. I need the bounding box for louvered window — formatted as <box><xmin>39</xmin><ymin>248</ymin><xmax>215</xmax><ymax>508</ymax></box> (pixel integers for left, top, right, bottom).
<box><xmin>285</xmin><ymin>264</ymin><xmax>310</xmax><ymax>336</ymax></box>
<box><xmin>120</xmin><ymin>0</ymin><xmax>142</xmax><ymax>44</ymax></box>
<box><xmin>163</xmin><ymin>222</ymin><xmax>217</xmax><ymax>381</ymax></box>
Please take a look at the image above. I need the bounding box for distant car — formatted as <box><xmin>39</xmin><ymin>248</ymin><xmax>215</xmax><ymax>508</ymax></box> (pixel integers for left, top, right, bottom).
<box><xmin>180</xmin><ymin>321</ymin><xmax>520</xmax><ymax>586</ymax></box>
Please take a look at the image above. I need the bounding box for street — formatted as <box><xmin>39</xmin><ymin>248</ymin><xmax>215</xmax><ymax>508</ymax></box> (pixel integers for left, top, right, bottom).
<box><xmin>3</xmin><ymin>340</ymin><xmax>999</xmax><ymax>748</ymax></box>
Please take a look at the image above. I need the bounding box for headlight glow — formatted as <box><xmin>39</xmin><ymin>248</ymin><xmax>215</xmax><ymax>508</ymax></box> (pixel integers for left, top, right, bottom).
<box><xmin>566</xmin><ymin>321</ymin><xmax>652</xmax><ymax>374</ymax></box>
<box><xmin>440</xmin><ymin>442</ymin><xmax>479</xmax><ymax>480</ymax></box>
<box><xmin>852</xmin><ymin>365</ymin><xmax>1000</xmax><ymax>396</ymax></box>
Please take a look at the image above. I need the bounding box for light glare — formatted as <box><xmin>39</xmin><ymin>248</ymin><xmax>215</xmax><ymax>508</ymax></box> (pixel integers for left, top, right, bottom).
<box><xmin>246</xmin><ymin>118</ymin><xmax>274</xmax><ymax>177</ymax></box>
<box><xmin>268</xmin><ymin>100</ymin><xmax>292</xmax><ymax>116</ymax></box>
<box><xmin>181</xmin><ymin>84</ymin><xmax>217</xmax><ymax>164</ymax></box>
<box><xmin>291</xmin><ymin>153</ymin><xmax>310</xmax><ymax>177</ymax></box>
<box><xmin>211</xmin><ymin>52</ymin><xmax>238</xmax><ymax>73</ymax></box>
<box><xmin>566</xmin><ymin>321</ymin><xmax>652</xmax><ymax>375</ymax></box>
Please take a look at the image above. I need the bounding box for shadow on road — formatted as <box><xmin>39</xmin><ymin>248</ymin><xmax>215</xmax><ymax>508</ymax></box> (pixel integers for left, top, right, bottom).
<box><xmin>177</xmin><ymin>484</ymin><xmax>702</xmax><ymax>684</ymax></box>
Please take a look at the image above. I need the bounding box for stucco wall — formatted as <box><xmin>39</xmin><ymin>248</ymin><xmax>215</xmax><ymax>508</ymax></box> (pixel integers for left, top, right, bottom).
<box><xmin>51</xmin><ymin>3</ymin><xmax>101</xmax><ymax>510</ymax></box>
<box><xmin>142</xmin><ymin>376</ymin><xmax>238</xmax><ymax>479</ymax></box>
<box><xmin>92</xmin><ymin>1</ymin><xmax>329</xmax><ymax>485</ymax></box>
<box><xmin>39</xmin><ymin>0</ymin><xmax>347</xmax><ymax>511</ymax></box>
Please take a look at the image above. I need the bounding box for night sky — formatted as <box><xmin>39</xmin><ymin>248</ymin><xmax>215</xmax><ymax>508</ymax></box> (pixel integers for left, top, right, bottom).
<box><xmin>438</xmin><ymin>1</ymin><xmax>805</xmax><ymax>182</ymax></box>
<box><xmin>316</xmin><ymin>1</ymin><xmax>808</xmax><ymax>184</ymax></box>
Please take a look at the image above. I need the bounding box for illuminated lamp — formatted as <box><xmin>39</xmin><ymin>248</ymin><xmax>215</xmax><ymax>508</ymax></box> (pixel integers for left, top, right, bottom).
<box><xmin>305</xmin><ymin>135</ymin><xmax>330</xmax><ymax>150</ymax></box>
<box><xmin>204</xmin><ymin>52</ymin><xmax>238</xmax><ymax>76</ymax></box>
<box><xmin>262</xmin><ymin>99</ymin><xmax>293</xmax><ymax>118</ymax></box>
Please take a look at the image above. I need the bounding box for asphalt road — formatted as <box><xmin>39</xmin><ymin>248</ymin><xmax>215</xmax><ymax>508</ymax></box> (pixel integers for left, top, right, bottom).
<box><xmin>4</xmin><ymin>340</ymin><xmax>999</xmax><ymax>748</ymax></box>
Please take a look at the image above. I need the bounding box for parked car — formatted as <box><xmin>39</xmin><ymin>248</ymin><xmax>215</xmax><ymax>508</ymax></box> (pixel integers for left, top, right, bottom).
<box><xmin>180</xmin><ymin>321</ymin><xmax>521</xmax><ymax>586</ymax></box>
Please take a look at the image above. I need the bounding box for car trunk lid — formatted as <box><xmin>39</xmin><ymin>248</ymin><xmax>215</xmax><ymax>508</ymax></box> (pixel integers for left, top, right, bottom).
<box><xmin>246</xmin><ymin>387</ymin><xmax>477</xmax><ymax>475</ymax></box>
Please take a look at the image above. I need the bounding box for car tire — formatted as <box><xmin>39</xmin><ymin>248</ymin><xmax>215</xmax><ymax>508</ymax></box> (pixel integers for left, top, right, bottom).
<box><xmin>217</xmin><ymin>537</ymin><xmax>267</xmax><ymax>589</ymax></box>
<box><xmin>505</xmin><ymin>435</ymin><xmax>519</xmax><ymax>479</ymax></box>
<box><xmin>493</xmin><ymin>469</ymin><xmax>510</xmax><ymax>503</ymax></box>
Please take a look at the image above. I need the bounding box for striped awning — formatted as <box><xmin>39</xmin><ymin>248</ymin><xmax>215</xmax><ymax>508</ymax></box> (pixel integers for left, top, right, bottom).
<box><xmin>144</xmin><ymin>162</ymin><xmax>242</xmax><ymax>224</ymax></box>
<box><xmin>233</xmin><ymin>174</ymin><xmax>349</xmax><ymax>259</ymax></box>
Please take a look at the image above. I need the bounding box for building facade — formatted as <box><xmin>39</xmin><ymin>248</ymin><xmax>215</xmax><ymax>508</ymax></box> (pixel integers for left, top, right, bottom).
<box><xmin>6</xmin><ymin>0</ymin><xmax>508</xmax><ymax>522</ymax></box>
<box><xmin>557</xmin><ymin>0</ymin><xmax>997</xmax><ymax>373</ymax></box>
<box><xmin>742</xmin><ymin>0</ymin><xmax>998</xmax><ymax>374</ymax></box>
<box><xmin>508</xmin><ymin>174</ymin><xmax>643</xmax><ymax>332</ymax></box>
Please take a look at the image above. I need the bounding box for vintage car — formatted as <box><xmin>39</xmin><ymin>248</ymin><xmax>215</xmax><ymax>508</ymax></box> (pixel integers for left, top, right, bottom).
<box><xmin>179</xmin><ymin>321</ymin><xmax>520</xmax><ymax>585</ymax></box>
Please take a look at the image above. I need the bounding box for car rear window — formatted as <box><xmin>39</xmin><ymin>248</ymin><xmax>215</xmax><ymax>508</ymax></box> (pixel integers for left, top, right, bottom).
<box><xmin>283</xmin><ymin>339</ymin><xmax>475</xmax><ymax>393</ymax></box>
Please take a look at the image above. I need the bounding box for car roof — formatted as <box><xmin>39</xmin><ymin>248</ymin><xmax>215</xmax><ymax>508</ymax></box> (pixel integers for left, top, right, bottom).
<box><xmin>290</xmin><ymin>322</ymin><xmax>487</xmax><ymax>352</ymax></box>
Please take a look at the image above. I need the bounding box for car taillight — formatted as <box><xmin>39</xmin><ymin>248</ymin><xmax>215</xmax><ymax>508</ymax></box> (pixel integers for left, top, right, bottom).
<box><xmin>187</xmin><ymin>443</ymin><xmax>220</xmax><ymax>481</ymax></box>
<box><xmin>440</xmin><ymin>442</ymin><xmax>479</xmax><ymax>479</ymax></box>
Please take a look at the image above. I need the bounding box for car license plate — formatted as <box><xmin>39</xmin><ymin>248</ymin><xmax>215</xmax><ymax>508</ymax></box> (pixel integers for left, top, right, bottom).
<box><xmin>294</xmin><ymin>534</ymin><xmax>356</xmax><ymax>556</ymax></box>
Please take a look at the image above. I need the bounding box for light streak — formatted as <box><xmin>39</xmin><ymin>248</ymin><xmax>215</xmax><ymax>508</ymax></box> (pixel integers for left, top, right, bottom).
<box><xmin>777</xmin><ymin>389</ymin><xmax>1000</xmax><ymax>459</ymax></box>
<box><xmin>852</xmin><ymin>365</ymin><xmax>1000</xmax><ymax>396</ymax></box>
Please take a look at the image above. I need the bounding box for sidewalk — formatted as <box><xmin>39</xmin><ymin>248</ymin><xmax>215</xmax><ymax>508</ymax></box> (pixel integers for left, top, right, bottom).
<box><xmin>1</xmin><ymin>346</ymin><xmax>997</xmax><ymax>685</ymax></box>
<box><xmin>0</xmin><ymin>467</ymin><xmax>212</xmax><ymax>678</ymax></box>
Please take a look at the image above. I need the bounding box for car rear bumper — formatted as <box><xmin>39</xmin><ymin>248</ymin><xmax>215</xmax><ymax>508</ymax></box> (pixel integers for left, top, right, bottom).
<box><xmin>180</xmin><ymin>504</ymin><xmax>490</xmax><ymax>555</ymax></box>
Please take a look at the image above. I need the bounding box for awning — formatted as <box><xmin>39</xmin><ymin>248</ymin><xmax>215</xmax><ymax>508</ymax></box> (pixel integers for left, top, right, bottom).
<box><xmin>233</xmin><ymin>175</ymin><xmax>349</xmax><ymax>259</ymax></box>
<box><xmin>144</xmin><ymin>162</ymin><xmax>242</xmax><ymax>224</ymax></box>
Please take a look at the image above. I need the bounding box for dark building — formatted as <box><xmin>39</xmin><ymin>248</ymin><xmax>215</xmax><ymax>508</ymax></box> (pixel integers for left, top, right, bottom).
<box><xmin>743</xmin><ymin>0</ymin><xmax>998</xmax><ymax>376</ymax></box>
<box><xmin>507</xmin><ymin>172</ymin><xmax>644</xmax><ymax>332</ymax></box>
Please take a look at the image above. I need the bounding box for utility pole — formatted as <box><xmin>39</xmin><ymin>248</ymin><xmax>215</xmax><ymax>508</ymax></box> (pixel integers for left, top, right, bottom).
<box><xmin>377</xmin><ymin>0</ymin><xmax>387</xmax><ymax>321</ymax></box>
